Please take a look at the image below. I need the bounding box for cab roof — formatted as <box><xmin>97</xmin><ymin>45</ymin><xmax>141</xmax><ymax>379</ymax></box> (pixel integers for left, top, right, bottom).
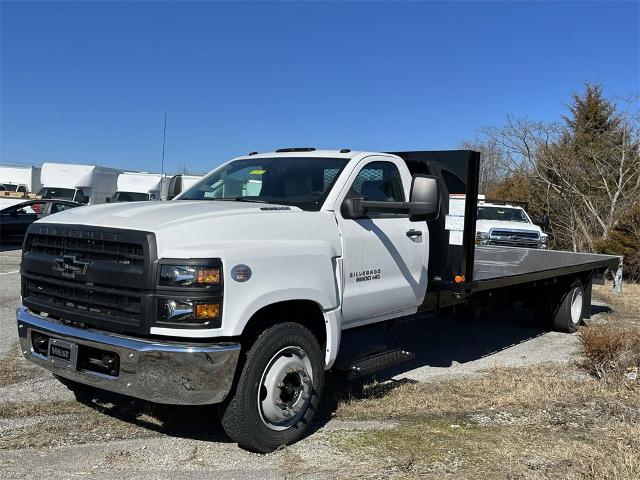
<box><xmin>232</xmin><ymin>148</ymin><xmax>394</xmax><ymax>162</ymax></box>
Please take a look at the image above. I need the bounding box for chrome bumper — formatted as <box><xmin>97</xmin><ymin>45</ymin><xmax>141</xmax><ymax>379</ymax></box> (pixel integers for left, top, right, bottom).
<box><xmin>16</xmin><ymin>306</ymin><xmax>241</xmax><ymax>405</ymax></box>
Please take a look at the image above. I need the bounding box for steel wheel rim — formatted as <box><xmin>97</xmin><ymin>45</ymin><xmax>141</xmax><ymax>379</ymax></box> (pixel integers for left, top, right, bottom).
<box><xmin>258</xmin><ymin>346</ymin><xmax>313</xmax><ymax>431</ymax></box>
<box><xmin>570</xmin><ymin>288</ymin><xmax>583</xmax><ymax>325</ymax></box>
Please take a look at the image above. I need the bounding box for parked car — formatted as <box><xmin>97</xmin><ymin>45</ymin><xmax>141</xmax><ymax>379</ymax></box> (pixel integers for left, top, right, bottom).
<box><xmin>0</xmin><ymin>199</ymin><xmax>81</xmax><ymax>245</ymax></box>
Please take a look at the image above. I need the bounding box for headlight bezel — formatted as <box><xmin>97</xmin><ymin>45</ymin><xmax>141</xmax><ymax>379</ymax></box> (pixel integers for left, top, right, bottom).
<box><xmin>155</xmin><ymin>258</ymin><xmax>224</xmax><ymax>329</ymax></box>
<box><xmin>157</xmin><ymin>297</ymin><xmax>222</xmax><ymax>329</ymax></box>
<box><xmin>157</xmin><ymin>258</ymin><xmax>223</xmax><ymax>291</ymax></box>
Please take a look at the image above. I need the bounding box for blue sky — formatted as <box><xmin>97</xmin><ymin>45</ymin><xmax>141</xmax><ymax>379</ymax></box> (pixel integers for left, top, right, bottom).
<box><xmin>1</xmin><ymin>1</ymin><xmax>638</xmax><ymax>174</ymax></box>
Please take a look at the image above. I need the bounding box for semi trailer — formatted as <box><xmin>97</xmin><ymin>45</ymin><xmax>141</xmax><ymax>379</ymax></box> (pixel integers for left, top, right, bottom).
<box><xmin>17</xmin><ymin>149</ymin><xmax>622</xmax><ymax>452</ymax></box>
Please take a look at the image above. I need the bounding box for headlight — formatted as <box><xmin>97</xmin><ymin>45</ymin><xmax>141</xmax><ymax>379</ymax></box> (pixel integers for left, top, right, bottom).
<box><xmin>476</xmin><ymin>232</ymin><xmax>490</xmax><ymax>245</ymax></box>
<box><xmin>159</xmin><ymin>264</ymin><xmax>221</xmax><ymax>287</ymax></box>
<box><xmin>540</xmin><ymin>234</ymin><xmax>548</xmax><ymax>249</ymax></box>
<box><xmin>159</xmin><ymin>299</ymin><xmax>221</xmax><ymax>327</ymax></box>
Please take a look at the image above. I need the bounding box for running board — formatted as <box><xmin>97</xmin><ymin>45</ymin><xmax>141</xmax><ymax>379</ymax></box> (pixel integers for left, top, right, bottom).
<box><xmin>347</xmin><ymin>349</ymin><xmax>415</xmax><ymax>379</ymax></box>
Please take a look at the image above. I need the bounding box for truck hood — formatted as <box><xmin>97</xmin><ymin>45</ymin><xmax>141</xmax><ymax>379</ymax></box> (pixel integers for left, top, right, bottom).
<box><xmin>38</xmin><ymin>200</ymin><xmax>296</xmax><ymax>230</ymax></box>
<box><xmin>476</xmin><ymin>219</ymin><xmax>543</xmax><ymax>235</ymax></box>
<box><xmin>35</xmin><ymin>200</ymin><xmax>342</xmax><ymax>259</ymax></box>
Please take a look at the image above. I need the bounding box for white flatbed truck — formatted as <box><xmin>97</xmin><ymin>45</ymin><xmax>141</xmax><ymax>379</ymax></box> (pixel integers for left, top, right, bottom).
<box><xmin>17</xmin><ymin>149</ymin><xmax>622</xmax><ymax>452</ymax></box>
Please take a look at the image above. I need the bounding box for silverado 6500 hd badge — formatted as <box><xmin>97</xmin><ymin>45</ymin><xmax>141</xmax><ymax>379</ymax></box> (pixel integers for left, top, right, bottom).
<box><xmin>350</xmin><ymin>269</ymin><xmax>381</xmax><ymax>283</ymax></box>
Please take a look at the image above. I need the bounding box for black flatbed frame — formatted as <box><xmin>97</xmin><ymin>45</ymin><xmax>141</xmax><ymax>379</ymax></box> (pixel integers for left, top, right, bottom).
<box><xmin>468</xmin><ymin>245</ymin><xmax>621</xmax><ymax>293</ymax></box>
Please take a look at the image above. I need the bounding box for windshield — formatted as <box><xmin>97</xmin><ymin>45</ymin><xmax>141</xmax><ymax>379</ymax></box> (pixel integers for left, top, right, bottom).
<box><xmin>110</xmin><ymin>191</ymin><xmax>151</xmax><ymax>202</ymax></box>
<box><xmin>477</xmin><ymin>206</ymin><xmax>530</xmax><ymax>223</ymax></box>
<box><xmin>38</xmin><ymin>187</ymin><xmax>76</xmax><ymax>200</ymax></box>
<box><xmin>1</xmin><ymin>184</ymin><xmax>18</xmax><ymax>192</ymax></box>
<box><xmin>178</xmin><ymin>157</ymin><xmax>349</xmax><ymax>211</ymax></box>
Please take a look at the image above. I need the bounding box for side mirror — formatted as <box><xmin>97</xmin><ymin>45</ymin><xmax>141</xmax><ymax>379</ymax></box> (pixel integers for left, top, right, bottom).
<box><xmin>541</xmin><ymin>213</ymin><xmax>550</xmax><ymax>230</ymax></box>
<box><xmin>105</xmin><ymin>197</ymin><xmax>111</xmax><ymax>203</ymax></box>
<box><xmin>409</xmin><ymin>175</ymin><xmax>440</xmax><ymax>221</ymax></box>
<box><xmin>341</xmin><ymin>197</ymin><xmax>366</xmax><ymax>219</ymax></box>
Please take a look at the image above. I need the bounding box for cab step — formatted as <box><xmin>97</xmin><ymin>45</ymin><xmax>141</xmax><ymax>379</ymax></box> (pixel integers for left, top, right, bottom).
<box><xmin>347</xmin><ymin>349</ymin><xmax>415</xmax><ymax>379</ymax></box>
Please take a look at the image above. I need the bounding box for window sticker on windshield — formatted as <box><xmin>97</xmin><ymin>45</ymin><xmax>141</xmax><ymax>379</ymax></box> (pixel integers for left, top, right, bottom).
<box><xmin>249</xmin><ymin>169</ymin><xmax>265</xmax><ymax>175</ymax></box>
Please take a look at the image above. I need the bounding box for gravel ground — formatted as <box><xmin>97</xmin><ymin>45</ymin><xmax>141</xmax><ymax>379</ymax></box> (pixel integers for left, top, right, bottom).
<box><xmin>0</xmin><ymin>247</ymin><xmax>604</xmax><ymax>479</ymax></box>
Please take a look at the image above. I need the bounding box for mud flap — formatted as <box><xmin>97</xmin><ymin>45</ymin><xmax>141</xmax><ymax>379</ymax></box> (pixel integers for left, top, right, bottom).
<box><xmin>613</xmin><ymin>259</ymin><xmax>623</xmax><ymax>295</ymax></box>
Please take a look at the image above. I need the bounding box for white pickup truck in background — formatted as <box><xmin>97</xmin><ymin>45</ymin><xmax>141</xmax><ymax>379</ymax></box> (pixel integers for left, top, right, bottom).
<box><xmin>476</xmin><ymin>199</ymin><xmax>549</xmax><ymax>249</ymax></box>
<box><xmin>16</xmin><ymin>148</ymin><xmax>622</xmax><ymax>452</ymax></box>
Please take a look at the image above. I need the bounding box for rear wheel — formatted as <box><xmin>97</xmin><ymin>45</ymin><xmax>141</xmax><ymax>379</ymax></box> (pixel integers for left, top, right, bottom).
<box><xmin>552</xmin><ymin>280</ymin><xmax>584</xmax><ymax>333</ymax></box>
<box><xmin>220</xmin><ymin>322</ymin><xmax>324</xmax><ymax>453</ymax></box>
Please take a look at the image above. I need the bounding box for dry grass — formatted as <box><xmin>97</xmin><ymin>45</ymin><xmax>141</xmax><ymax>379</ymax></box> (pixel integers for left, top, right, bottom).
<box><xmin>329</xmin><ymin>365</ymin><xmax>640</xmax><ymax>479</ymax></box>
<box><xmin>581</xmin><ymin>324</ymin><xmax>640</xmax><ymax>382</ymax></box>
<box><xmin>325</xmin><ymin>283</ymin><xmax>640</xmax><ymax>479</ymax></box>
<box><xmin>0</xmin><ymin>343</ymin><xmax>50</xmax><ymax>387</ymax></box>
<box><xmin>592</xmin><ymin>281</ymin><xmax>640</xmax><ymax>327</ymax></box>
<box><xmin>0</xmin><ymin>402</ymin><xmax>161</xmax><ymax>450</ymax></box>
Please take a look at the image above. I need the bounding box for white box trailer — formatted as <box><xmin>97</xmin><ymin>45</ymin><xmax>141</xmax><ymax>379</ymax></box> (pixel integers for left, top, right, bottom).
<box><xmin>0</xmin><ymin>165</ymin><xmax>42</xmax><ymax>208</ymax></box>
<box><xmin>0</xmin><ymin>165</ymin><xmax>41</xmax><ymax>193</ymax></box>
<box><xmin>109</xmin><ymin>172</ymin><xmax>167</xmax><ymax>202</ymax></box>
<box><xmin>39</xmin><ymin>163</ymin><xmax>123</xmax><ymax>205</ymax></box>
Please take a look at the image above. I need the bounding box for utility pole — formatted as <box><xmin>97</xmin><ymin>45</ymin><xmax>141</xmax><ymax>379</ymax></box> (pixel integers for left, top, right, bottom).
<box><xmin>161</xmin><ymin>112</ymin><xmax>167</xmax><ymax>176</ymax></box>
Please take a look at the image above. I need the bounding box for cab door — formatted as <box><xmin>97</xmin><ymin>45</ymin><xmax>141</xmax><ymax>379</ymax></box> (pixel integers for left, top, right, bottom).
<box><xmin>335</xmin><ymin>157</ymin><xmax>428</xmax><ymax>326</ymax></box>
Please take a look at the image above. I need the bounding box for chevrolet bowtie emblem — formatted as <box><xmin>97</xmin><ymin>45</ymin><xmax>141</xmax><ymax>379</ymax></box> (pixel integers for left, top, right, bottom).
<box><xmin>52</xmin><ymin>255</ymin><xmax>92</xmax><ymax>279</ymax></box>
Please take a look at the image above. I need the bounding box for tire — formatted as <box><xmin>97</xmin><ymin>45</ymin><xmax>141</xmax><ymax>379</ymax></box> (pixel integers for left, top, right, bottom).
<box><xmin>552</xmin><ymin>280</ymin><xmax>584</xmax><ymax>333</ymax></box>
<box><xmin>220</xmin><ymin>322</ymin><xmax>324</xmax><ymax>453</ymax></box>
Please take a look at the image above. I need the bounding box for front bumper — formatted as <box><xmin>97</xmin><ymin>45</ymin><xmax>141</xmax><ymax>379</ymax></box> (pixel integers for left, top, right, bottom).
<box><xmin>17</xmin><ymin>306</ymin><xmax>240</xmax><ymax>405</ymax></box>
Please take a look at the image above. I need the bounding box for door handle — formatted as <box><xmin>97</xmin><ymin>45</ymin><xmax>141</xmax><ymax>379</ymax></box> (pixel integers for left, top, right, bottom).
<box><xmin>406</xmin><ymin>229</ymin><xmax>423</xmax><ymax>238</ymax></box>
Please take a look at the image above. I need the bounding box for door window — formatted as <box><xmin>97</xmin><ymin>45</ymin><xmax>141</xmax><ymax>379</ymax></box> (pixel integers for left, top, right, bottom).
<box><xmin>14</xmin><ymin>202</ymin><xmax>46</xmax><ymax>215</ymax></box>
<box><xmin>51</xmin><ymin>202</ymin><xmax>78</xmax><ymax>214</ymax></box>
<box><xmin>349</xmin><ymin>161</ymin><xmax>405</xmax><ymax>202</ymax></box>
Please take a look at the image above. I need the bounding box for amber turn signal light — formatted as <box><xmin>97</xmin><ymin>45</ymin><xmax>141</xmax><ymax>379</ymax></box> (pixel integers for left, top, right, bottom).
<box><xmin>195</xmin><ymin>303</ymin><xmax>220</xmax><ymax>319</ymax></box>
<box><xmin>196</xmin><ymin>268</ymin><xmax>221</xmax><ymax>284</ymax></box>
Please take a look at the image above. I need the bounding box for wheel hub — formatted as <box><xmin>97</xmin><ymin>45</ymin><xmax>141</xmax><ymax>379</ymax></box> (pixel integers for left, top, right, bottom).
<box><xmin>570</xmin><ymin>288</ymin><xmax>583</xmax><ymax>325</ymax></box>
<box><xmin>259</xmin><ymin>347</ymin><xmax>313</xmax><ymax>430</ymax></box>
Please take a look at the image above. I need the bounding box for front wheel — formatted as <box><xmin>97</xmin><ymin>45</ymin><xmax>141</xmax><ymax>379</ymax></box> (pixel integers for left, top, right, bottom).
<box><xmin>220</xmin><ymin>322</ymin><xmax>324</xmax><ymax>453</ymax></box>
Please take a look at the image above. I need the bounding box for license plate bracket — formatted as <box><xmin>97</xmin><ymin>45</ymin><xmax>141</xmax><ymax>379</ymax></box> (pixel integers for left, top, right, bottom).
<box><xmin>47</xmin><ymin>338</ymin><xmax>79</xmax><ymax>370</ymax></box>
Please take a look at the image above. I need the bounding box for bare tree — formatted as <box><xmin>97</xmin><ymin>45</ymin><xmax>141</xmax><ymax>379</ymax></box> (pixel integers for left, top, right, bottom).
<box><xmin>467</xmin><ymin>85</ymin><xmax>640</xmax><ymax>253</ymax></box>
